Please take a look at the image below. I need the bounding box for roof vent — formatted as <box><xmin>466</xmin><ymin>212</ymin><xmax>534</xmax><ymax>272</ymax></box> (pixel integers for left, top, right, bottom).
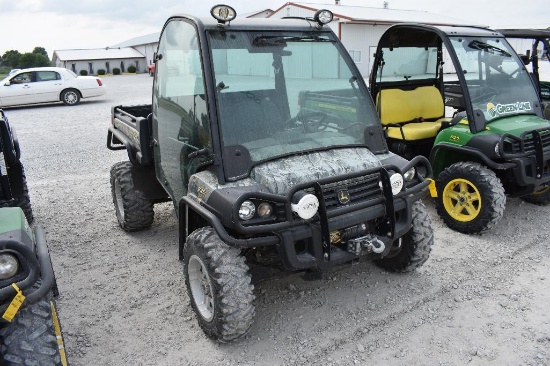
<box><xmin>335</xmin><ymin>0</ymin><xmax>340</xmax><ymax>4</ymax></box>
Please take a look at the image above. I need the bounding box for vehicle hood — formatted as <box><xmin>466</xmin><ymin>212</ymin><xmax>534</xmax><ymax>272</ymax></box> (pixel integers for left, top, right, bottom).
<box><xmin>250</xmin><ymin>147</ymin><xmax>382</xmax><ymax>195</ymax></box>
<box><xmin>486</xmin><ymin>114</ymin><xmax>550</xmax><ymax>137</ymax></box>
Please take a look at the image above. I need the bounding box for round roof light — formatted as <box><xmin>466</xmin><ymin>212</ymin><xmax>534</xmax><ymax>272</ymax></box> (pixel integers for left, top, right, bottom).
<box><xmin>314</xmin><ymin>9</ymin><xmax>333</xmax><ymax>25</ymax></box>
<box><xmin>211</xmin><ymin>5</ymin><xmax>237</xmax><ymax>24</ymax></box>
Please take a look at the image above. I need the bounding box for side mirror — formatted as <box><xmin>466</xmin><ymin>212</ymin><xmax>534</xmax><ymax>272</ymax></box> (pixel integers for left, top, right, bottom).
<box><xmin>519</xmin><ymin>54</ymin><xmax>530</xmax><ymax>65</ymax></box>
<box><xmin>4</xmin><ymin>81</ymin><xmax>10</xmax><ymax>86</ymax></box>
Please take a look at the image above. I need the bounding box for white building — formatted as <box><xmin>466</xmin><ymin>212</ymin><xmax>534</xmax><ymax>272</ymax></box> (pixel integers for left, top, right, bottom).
<box><xmin>52</xmin><ymin>48</ymin><xmax>147</xmax><ymax>75</ymax></box>
<box><xmin>269</xmin><ymin>2</ymin><xmax>482</xmax><ymax>77</ymax></box>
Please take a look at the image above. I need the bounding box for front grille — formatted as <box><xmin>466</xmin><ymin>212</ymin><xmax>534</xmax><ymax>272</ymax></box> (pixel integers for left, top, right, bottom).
<box><xmin>524</xmin><ymin>130</ymin><xmax>550</xmax><ymax>153</ymax></box>
<box><xmin>502</xmin><ymin>129</ymin><xmax>550</xmax><ymax>155</ymax></box>
<box><xmin>306</xmin><ymin>173</ymin><xmax>383</xmax><ymax>210</ymax></box>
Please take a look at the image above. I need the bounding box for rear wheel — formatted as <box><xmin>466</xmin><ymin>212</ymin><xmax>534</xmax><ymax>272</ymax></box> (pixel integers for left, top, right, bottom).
<box><xmin>0</xmin><ymin>161</ymin><xmax>33</xmax><ymax>224</ymax></box>
<box><xmin>110</xmin><ymin>161</ymin><xmax>154</xmax><ymax>231</ymax></box>
<box><xmin>61</xmin><ymin>89</ymin><xmax>80</xmax><ymax>106</ymax></box>
<box><xmin>521</xmin><ymin>186</ymin><xmax>550</xmax><ymax>205</ymax></box>
<box><xmin>0</xmin><ymin>289</ymin><xmax>67</xmax><ymax>366</ymax></box>
<box><xmin>374</xmin><ymin>201</ymin><xmax>433</xmax><ymax>272</ymax></box>
<box><xmin>183</xmin><ymin>227</ymin><xmax>255</xmax><ymax>342</ymax></box>
<box><xmin>436</xmin><ymin>162</ymin><xmax>505</xmax><ymax>234</ymax></box>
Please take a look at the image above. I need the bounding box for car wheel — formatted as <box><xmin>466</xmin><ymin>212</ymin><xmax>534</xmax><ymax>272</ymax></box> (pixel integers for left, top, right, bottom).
<box><xmin>183</xmin><ymin>227</ymin><xmax>255</xmax><ymax>342</ymax></box>
<box><xmin>436</xmin><ymin>161</ymin><xmax>505</xmax><ymax>234</ymax></box>
<box><xmin>521</xmin><ymin>186</ymin><xmax>550</xmax><ymax>205</ymax></box>
<box><xmin>109</xmin><ymin>161</ymin><xmax>154</xmax><ymax>231</ymax></box>
<box><xmin>373</xmin><ymin>201</ymin><xmax>433</xmax><ymax>272</ymax></box>
<box><xmin>61</xmin><ymin>89</ymin><xmax>80</xmax><ymax>106</ymax></box>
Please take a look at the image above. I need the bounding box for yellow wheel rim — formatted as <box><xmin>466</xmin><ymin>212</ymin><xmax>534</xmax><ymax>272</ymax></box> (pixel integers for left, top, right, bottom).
<box><xmin>533</xmin><ymin>186</ymin><xmax>549</xmax><ymax>195</ymax></box>
<box><xmin>442</xmin><ymin>178</ymin><xmax>481</xmax><ymax>222</ymax></box>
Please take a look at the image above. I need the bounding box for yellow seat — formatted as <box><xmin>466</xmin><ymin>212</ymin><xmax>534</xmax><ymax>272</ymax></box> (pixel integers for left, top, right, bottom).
<box><xmin>377</xmin><ymin>86</ymin><xmax>446</xmax><ymax>140</ymax></box>
<box><xmin>385</xmin><ymin>121</ymin><xmax>446</xmax><ymax>140</ymax></box>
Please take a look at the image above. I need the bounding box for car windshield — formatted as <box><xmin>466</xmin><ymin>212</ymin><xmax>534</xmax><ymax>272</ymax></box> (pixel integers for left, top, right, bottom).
<box><xmin>207</xmin><ymin>30</ymin><xmax>382</xmax><ymax>178</ymax></box>
<box><xmin>449</xmin><ymin>36</ymin><xmax>539</xmax><ymax>122</ymax></box>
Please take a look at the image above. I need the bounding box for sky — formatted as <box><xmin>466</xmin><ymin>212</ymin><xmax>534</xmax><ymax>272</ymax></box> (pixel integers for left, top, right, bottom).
<box><xmin>0</xmin><ymin>0</ymin><xmax>548</xmax><ymax>58</ymax></box>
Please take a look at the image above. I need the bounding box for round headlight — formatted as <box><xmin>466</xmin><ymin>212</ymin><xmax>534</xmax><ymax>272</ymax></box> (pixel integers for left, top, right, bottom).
<box><xmin>403</xmin><ymin>168</ymin><xmax>416</xmax><ymax>182</ymax></box>
<box><xmin>291</xmin><ymin>192</ymin><xmax>319</xmax><ymax>219</ymax></box>
<box><xmin>494</xmin><ymin>142</ymin><xmax>501</xmax><ymax>157</ymax></box>
<box><xmin>239</xmin><ymin>200</ymin><xmax>256</xmax><ymax>221</ymax></box>
<box><xmin>314</xmin><ymin>9</ymin><xmax>333</xmax><ymax>24</ymax></box>
<box><xmin>0</xmin><ymin>254</ymin><xmax>19</xmax><ymax>280</ymax></box>
<box><xmin>257</xmin><ymin>202</ymin><xmax>273</xmax><ymax>218</ymax></box>
<box><xmin>390</xmin><ymin>173</ymin><xmax>404</xmax><ymax>195</ymax></box>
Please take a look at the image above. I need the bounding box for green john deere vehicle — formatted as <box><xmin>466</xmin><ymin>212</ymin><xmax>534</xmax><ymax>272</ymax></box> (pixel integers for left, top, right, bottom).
<box><xmin>0</xmin><ymin>109</ymin><xmax>67</xmax><ymax>365</ymax></box>
<box><xmin>497</xmin><ymin>28</ymin><xmax>550</xmax><ymax>119</ymax></box>
<box><xmin>370</xmin><ymin>24</ymin><xmax>550</xmax><ymax>234</ymax></box>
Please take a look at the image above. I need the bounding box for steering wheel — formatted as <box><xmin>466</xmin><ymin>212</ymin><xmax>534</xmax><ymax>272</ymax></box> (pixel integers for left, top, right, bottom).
<box><xmin>283</xmin><ymin>111</ymin><xmax>328</xmax><ymax>132</ymax></box>
<box><xmin>471</xmin><ymin>86</ymin><xmax>499</xmax><ymax>104</ymax></box>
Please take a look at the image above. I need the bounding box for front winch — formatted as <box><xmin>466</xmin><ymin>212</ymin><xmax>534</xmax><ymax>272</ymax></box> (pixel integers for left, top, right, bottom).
<box><xmin>347</xmin><ymin>235</ymin><xmax>385</xmax><ymax>256</ymax></box>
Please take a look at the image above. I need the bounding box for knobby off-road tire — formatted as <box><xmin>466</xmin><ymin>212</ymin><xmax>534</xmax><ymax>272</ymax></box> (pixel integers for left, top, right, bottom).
<box><xmin>521</xmin><ymin>187</ymin><xmax>550</xmax><ymax>206</ymax></box>
<box><xmin>0</xmin><ymin>290</ymin><xmax>67</xmax><ymax>365</ymax></box>
<box><xmin>183</xmin><ymin>227</ymin><xmax>255</xmax><ymax>342</ymax></box>
<box><xmin>374</xmin><ymin>201</ymin><xmax>434</xmax><ymax>272</ymax></box>
<box><xmin>436</xmin><ymin>161</ymin><xmax>506</xmax><ymax>234</ymax></box>
<box><xmin>0</xmin><ymin>161</ymin><xmax>33</xmax><ymax>224</ymax></box>
<box><xmin>110</xmin><ymin>161</ymin><xmax>154</xmax><ymax>231</ymax></box>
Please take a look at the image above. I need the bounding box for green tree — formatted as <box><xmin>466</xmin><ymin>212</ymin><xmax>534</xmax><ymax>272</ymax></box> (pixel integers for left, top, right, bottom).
<box><xmin>18</xmin><ymin>53</ymin><xmax>51</xmax><ymax>68</ymax></box>
<box><xmin>32</xmin><ymin>47</ymin><xmax>48</xmax><ymax>57</ymax></box>
<box><xmin>1</xmin><ymin>50</ymin><xmax>21</xmax><ymax>67</ymax></box>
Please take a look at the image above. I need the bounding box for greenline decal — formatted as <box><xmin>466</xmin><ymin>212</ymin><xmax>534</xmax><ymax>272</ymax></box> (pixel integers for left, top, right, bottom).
<box><xmin>487</xmin><ymin>101</ymin><xmax>531</xmax><ymax>117</ymax></box>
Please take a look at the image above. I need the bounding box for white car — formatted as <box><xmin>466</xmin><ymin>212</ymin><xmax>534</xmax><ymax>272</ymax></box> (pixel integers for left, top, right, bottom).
<box><xmin>0</xmin><ymin>67</ymin><xmax>106</xmax><ymax>107</ymax></box>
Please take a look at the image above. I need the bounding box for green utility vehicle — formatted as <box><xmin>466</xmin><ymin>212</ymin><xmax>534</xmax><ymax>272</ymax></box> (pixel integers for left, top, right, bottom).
<box><xmin>0</xmin><ymin>110</ymin><xmax>66</xmax><ymax>365</ymax></box>
<box><xmin>107</xmin><ymin>6</ymin><xmax>434</xmax><ymax>342</ymax></box>
<box><xmin>0</xmin><ymin>208</ymin><xmax>66</xmax><ymax>366</ymax></box>
<box><xmin>497</xmin><ymin>28</ymin><xmax>550</xmax><ymax>119</ymax></box>
<box><xmin>369</xmin><ymin>24</ymin><xmax>550</xmax><ymax>234</ymax></box>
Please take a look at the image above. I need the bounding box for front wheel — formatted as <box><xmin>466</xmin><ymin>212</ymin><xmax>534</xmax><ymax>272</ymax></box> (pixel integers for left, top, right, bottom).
<box><xmin>61</xmin><ymin>89</ymin><xmax>80</xmax><ymax>106</ymax></box>
<box><xmin>521</xmin><ymin>186</ymin><xmax>550</xmax><ymax>205</ymax></box>
<box><xmin>110</xmin><ymin>161</ymin><xmax>154</xmax><ymax>231</ymax></box>
<box><xmin>0</xmin><ymin>290</ymin><xmax>67</xmax><ymax>366</ymax></box>
<box><xmin>374</xmin><ymin>201</ymin><xmax>433</xmax><ymax>272</ymax></box>
<box><xmin>436</xmin><ymin>162</ymin><xmax>506</xmax><ymax>234</ymax></box>
<box><xmin>183</xmin><ymin>227</ymin><xmax>255</xmax><ymax>342</ymax></box>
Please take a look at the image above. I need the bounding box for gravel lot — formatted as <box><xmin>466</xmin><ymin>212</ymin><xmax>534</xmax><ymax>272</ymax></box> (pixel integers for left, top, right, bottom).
<box><xmin>3</xmin><ymin>72</ymin><xmax>550</xmax><ymax>366</ymax></box>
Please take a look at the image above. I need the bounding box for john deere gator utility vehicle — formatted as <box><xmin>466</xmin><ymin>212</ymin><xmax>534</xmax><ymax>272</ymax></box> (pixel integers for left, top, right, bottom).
<box><xmin>370</xmin><ymin>24</ymin><xmax>550</xmax><ymax>234</ymax></box>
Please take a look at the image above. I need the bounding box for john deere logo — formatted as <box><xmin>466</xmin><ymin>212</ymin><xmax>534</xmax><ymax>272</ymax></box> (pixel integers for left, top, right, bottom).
<box><xmin>337</xmin><ymin>189</ymin><xmax>350</xmax><ymax>205</ymax></box>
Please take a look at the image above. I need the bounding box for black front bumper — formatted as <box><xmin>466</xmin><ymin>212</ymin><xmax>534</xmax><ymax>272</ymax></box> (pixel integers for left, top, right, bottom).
<box><xmin>498</xmin><ymin>127</ymin><xmax>550</xmax><ymax>196</ymax></box>
<box><xmin>182</xmin><ymin>157</ymin><xmax>430</xmax><ymax>271</ymax></box>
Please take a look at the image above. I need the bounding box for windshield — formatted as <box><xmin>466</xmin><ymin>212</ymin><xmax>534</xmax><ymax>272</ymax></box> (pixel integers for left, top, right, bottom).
<box><xmin>208</xmin><ymin>30</ymin><xmax>382</xmax><ymax>179</ymax></box>
<box><xmin>449</xmin><ymin>36</ymin><xmax>539</xmax><ymax>122</ymax></box>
